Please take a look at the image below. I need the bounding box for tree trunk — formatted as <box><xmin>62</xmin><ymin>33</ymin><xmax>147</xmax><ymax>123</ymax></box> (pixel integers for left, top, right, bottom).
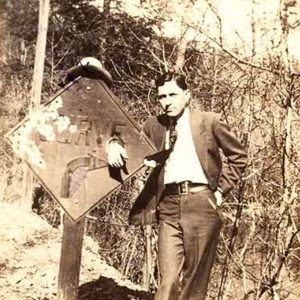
<box><xmin>22</xmin><ymin>0</ymin><xmax>50</xmax><ymax>210</ymax></box>
<box><xmin>103</xmin><ymin>0</ymin><xmax>111</xmax><ymax>15</ymax></box>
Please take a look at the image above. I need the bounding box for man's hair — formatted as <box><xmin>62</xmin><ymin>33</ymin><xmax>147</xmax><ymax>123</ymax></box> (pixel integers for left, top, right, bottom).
<box><xmin>155</xmin><ymin>72</ymin><xmax>188</xmax><ymax>90</ymax></box>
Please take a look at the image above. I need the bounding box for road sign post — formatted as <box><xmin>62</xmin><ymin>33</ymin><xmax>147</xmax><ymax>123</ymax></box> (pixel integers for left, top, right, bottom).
<box><xmin>6</xmin><ymin>76</ymin><xmax>157</xmax><ymax>299</ymax></box>
<box><xmin>57</xmin><ymin>214</ymin><xmax>85</xmax><ymax>300</ymax></box>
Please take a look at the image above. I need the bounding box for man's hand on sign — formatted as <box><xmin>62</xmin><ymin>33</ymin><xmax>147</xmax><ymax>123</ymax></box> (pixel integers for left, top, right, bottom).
<box><xmin>143</xmin><ymin>158</ymin><xmax>157</xmax><ymax>168</ymax></box>
<box><xmin>107</xmin><ymin>141</ymin><xmax>128</xmax><ymax>168</ymax></box>
<box><xmin>214</xmin><ymin>189</ymin><xmax>223</xmax><ymax>207</ymax></box>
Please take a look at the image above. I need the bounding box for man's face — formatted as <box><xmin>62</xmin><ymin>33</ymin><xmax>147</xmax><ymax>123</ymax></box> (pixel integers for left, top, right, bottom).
<box><xmin>158</xmin><ymin>79</ymin><xmax>190</xmax><ymax>118</ymax></box>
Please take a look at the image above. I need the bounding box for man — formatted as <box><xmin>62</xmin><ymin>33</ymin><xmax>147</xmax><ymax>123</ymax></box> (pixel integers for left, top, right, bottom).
<box><xmin>107</xmin><ymin>72</ymin><xmax>247</xmax><ymax>300</ymax></box>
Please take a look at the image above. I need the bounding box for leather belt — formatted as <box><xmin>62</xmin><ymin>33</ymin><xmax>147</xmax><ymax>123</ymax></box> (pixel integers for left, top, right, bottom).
<box><xmin>164</xmin><ymin>181</ymin><xmax>210</xmax><ymax>196</ymax></box>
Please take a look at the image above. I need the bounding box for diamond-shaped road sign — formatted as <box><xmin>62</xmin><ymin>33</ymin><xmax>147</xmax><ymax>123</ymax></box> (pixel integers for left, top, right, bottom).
<box><xmin>6</xmin><ymin>77</ymin><xmax>157</xmax><ymax>222</ymax></box>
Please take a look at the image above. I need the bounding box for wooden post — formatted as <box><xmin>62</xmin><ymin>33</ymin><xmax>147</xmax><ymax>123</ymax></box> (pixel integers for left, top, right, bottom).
<box><xmin>142</xmin><ymin>225</ymin><xmax>153</xmax><ymax>290</ymax></box>
<box><xmin>22</xmin><ymin>0</ymin><xmax>50</xmax><ymax>210</ymax></box>
<box><xmin>57</xmin><ymin>214</ymin><xmax>85</xmax><ymax>300</ymax></box>
<box><xmin>31</xmin><ymin>0</ymin><xmax>50</xmax><ymax>112</ymax></box>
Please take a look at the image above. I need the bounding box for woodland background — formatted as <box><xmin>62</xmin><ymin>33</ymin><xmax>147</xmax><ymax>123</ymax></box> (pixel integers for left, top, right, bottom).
<box><xmin>0</xmin><ymin>0</ymin><xmax>300</xmax><ymax>299</ymax></box>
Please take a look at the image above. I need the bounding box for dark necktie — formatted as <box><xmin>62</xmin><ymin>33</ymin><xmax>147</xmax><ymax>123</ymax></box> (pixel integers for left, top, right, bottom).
<box><xmin>169</xmin><ymin>119</ymin><xmax>177</xmax><ymax>150</ymax></box>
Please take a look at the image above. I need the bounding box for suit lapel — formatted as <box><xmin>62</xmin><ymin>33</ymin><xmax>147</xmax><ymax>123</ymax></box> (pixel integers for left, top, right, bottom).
<box><xmin>190</xmin><ymin>110</ymin><xmax>208</xmax><ymax>170</ymax></box>
<box><xmin>155</xmin><ymin>114</ymin><xmax>169</xmax><ymax>151</ymax></box>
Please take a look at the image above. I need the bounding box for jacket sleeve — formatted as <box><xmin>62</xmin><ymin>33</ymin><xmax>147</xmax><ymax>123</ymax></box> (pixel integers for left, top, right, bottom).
<box><xmin>128</xmin><ymin>118</ymin><xmax>160</xmax><ymax>226</ymax></box>
<box><xmin>142</xmin><ymin>118</ymin><xmax>152</xmax><ymax>140</ymax></box>
<box><xmin>213</xmin><ymin>114</ymin><xmax>247</xmax><ymax>196</ymax></box>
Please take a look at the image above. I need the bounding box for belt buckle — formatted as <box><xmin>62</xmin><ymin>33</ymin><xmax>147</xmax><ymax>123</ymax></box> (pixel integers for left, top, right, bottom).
<box><xmin>178</xmin><ymin>181</ymin><xmax>189</xmax><ymax>195</ymax></box>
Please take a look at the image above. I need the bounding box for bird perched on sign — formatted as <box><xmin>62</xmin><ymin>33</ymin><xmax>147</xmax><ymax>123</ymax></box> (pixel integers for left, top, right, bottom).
<box><xmin>59</xmin><ymin>57</ymin><xmax>113</xmax><ymax>87</ymax></box>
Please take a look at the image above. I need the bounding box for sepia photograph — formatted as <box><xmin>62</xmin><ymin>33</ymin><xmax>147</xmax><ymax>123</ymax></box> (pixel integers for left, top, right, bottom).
<box><xmin>0</xmin><ymin>0</ymin><xmax>300</xmax><ymax>299</ymax></box>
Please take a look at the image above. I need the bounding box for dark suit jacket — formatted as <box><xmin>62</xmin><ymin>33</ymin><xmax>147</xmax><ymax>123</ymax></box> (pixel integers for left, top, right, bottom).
<box><xmin>129</xmin><ymin>110</ymin><xmax>247</xmax><ymax>225</ymax></box>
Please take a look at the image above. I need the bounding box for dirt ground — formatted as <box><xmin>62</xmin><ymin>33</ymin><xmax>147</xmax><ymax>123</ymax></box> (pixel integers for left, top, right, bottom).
<box><xmin>0</xmin><ymin>202</ymin><xmax>152</xmax><ymax>300</ymax></box>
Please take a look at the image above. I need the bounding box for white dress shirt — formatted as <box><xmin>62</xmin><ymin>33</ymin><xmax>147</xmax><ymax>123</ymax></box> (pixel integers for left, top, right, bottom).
<box><xmin>164</xmin><ymin>108</ymin><xmax>209</xmax><ymax>185</ymax></box>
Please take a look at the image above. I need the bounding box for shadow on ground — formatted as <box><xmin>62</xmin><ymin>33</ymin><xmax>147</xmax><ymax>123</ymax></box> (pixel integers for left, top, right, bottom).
<box><xmin>79</xmin><ymin>277</ymin><xmax>154</xmax><ymax>300</ymax></box>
